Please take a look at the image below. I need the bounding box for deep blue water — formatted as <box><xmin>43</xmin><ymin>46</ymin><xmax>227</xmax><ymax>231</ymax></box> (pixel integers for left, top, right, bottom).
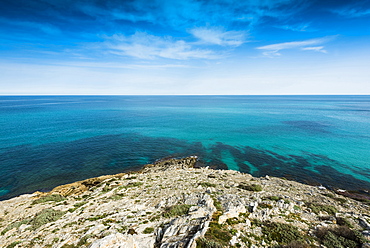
<box><xmin>1</xmin><ymin>95</ymin><xmax>370</xmax><ymax>200</ymax></box>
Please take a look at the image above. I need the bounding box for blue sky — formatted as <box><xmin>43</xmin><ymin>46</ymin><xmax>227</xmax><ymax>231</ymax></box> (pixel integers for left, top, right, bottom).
<box><xmin>0</xmin><ymin>0</ymin><xmax>370</xmax><ymax>95</ymax></box>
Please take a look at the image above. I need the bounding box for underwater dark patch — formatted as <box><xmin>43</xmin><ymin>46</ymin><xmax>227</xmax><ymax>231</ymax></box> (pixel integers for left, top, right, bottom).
<box><xmin>282</xmin><ymin>120</ymin><xmax>331</xmax><ymax>134</ymax></box>
<box><xmin>0</xmin><ymin>134</ymin><xmax>204</xmax><ymax>200</ymax></box>
<box><xmin>1</xmin><ymin>136</ymin><xmax>370</xmax><ymax>201</ymax></box>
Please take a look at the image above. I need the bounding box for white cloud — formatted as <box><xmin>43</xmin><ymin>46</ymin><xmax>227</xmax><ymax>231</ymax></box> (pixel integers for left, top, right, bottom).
<box><xmin>256</xmin><ymin>36</ymin><xmax>335</xmax><ymax>57</ymax></box>
<box><xmin>278</xmin><ymin>22</ymin><xmax>314</xmax><ymax>32</ymax></box>
<box><xmin>190</xmin><ymin>27</ymin><xmax>247</xmax><ymax>46</ymax></box>
<box><xmin>103</xmin><ymin>28</ymin><xmax>247</xmax><ymax>61</ymax></box>
<box><xmin>104</xmin><ymin>32</ymin><xmax>217</xmax><ymax>60</ymax></box>
<box><xmin>301</xmin><ymin>46</ymin><xmax>327</xmax><ymax>53</ymax></box>
<box><xmin>332</xmin><ymin>7</ymin><xmax>370</xmax><ymax>18</ymax></box>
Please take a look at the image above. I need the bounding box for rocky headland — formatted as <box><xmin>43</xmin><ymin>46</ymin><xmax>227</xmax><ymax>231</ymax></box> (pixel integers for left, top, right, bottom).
<box><xmin>0</xmin><ymin>157</ymin><xmax>369</xmax><ymax>248</ymax></box>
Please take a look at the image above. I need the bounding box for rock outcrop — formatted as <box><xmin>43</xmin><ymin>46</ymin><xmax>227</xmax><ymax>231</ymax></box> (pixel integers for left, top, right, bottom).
<box><xmin>0</xmin><ymin>156</ymin><xmax>369</xmax><ymax>248</ymax></box>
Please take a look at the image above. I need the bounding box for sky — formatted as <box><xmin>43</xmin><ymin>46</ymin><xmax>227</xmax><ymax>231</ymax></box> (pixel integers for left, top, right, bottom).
<box><xmin>0</xmin><ymin>0</ymin><xmax>370</xmax><ymax>95</ymax></box>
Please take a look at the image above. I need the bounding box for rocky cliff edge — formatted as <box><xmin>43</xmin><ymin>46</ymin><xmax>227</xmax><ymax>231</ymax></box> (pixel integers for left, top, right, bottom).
<box><xmin>0</xmin><ymin>156</ymin><xmax>369</xmax><ymax>248</ymax></box>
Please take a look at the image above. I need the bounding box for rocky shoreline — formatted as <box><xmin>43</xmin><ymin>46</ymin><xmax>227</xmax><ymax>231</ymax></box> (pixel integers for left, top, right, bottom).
<box><xmin>0</xmin><ymin>156</ymin><xmax>369</xmax><ymax>248</ymax></box>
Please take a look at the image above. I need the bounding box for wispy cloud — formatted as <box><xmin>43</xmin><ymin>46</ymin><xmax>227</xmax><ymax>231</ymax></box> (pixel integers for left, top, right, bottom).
<box><xmin>277</xmin><ymin>22</ymin><xmax>315</xmax><ymax>32</ymax></box>
<box><xmin>104</xmin><ymin>32</ymin><xmax>217</xmax><ymax>60</ymax></box>
<box><xmin>332</xmin><ymin>8</ymin><xmax>370</xmax><ymax>18</ymax></box>
<box><xmin>190</xmin><ymin>27</ymin><xmax>247</xmax><ymax>46</ymax></box>
<box><xmin>102</xmin><ymin>26</ymin><xmax>249</xmax><ymax>61</ymax></box>
<box><xmin>301</xmin><ymin>46</ymin><xmax>327</xmax><ymax>53</ymax></box>
<box><xmin>256</xmin><ymin>36</ymin><xmax>335</xmax><ymax>57</ymax></box>
<box><xmin>331</xmin><ymin>1</ymin><xmax>370</xmax><ymax>18</ymax></box>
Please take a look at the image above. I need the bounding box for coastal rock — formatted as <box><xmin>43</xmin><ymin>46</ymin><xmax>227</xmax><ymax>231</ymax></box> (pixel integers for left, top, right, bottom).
<box><xmin>0</xmin><ymin>156</ymin><xmax>369</xmax><ymax>248</ymax></box>
<box><xmin>157</xmin><ymin>193</ymin><xmax>215</xmax><ymax>248</ymax></box>
<box><xmin>360</xmin><ymin>218</ymin><xmax>370</xmax><ymax>230</ymax></box>
<box><xmin>89</xmin><ymin>233</ymin><xmax>155</xmax><ymax>248</ymax></box>
<box><xmin>363</xmin><ymin>230</ymin><xmax>370</xmax><ymax>241</ymax></box>
<box><xmin>218</xmin><ymin>194</ymin><xmax>247</xmax><ymax>224</ymax></box>
<box><xmin>141</xmin><ymin>156</ymin><xmax>197</xmax><ymax>173</ymax></box>
<box><xmin>249</xmin><ymin>202</ymin><xmax>258</xmax><ymax>213</ymax></box>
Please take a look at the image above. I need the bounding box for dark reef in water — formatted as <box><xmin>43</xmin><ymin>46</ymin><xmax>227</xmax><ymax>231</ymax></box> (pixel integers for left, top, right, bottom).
<box><xmin>1</xmin><ymin>133</ymin><xmax>369</xmax><ymax>201</ymax></box>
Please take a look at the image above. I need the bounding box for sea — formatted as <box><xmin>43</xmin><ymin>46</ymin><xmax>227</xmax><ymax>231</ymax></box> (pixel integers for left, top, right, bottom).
<box><xmin>1</xmin><ymin>95</ymin><xmax>370</xmax><ymax>200</ymax></box>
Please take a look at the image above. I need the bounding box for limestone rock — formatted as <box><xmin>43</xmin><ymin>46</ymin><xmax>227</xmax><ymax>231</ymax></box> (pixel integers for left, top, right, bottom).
<box><xmin>0</xmin><ymin>156</ymin><xmax>369</xmax><ymax>248</ymax></box>
<box><xmin>156</xmin><ymin>193</ymin><xmax>215</xmax><ymax>248</ymax></box>
<box><xmin>249</xmin><ymin>201</ymin><xmax>258</xmax><ymax>213</ymax></box>
<box><xmin>360</xmin><ymin>218</ymin><xmax>370</xmax><ymax>230</ymax></box>
<box><xmin>89</xmin><ymin>233</ymin><xmax>155</xmax><ymax>248</ymax></box>
<box><xmin>218</xmin><ymin>194</ymin><xmax>247</xmax><ymax>224</ymax></box>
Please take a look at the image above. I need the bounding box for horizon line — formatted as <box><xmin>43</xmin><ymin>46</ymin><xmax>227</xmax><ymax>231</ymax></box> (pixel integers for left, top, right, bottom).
<box><xmin>1</xmin><ymin>94</ymin><xmax>370</xmax><ymax>96</ymax></box>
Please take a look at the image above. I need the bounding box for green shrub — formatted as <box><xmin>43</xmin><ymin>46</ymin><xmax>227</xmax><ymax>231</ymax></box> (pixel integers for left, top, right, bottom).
<box><xmin>306</xmin><ymin>202</ymin><xmax>337</xmax><ymax>215</ymax></box>
<box><xmin>63</xmin><ymin>221</ymin><xmax>77</xmax><ymax>228</ymax></box>
<box><xmin>149</xmin><ymin>215</ymin><xmax>161</xmax><ymax>222</ymax></box>
<box><xmin>2</xmin><ymin>212</ymin><xmax>61</xmax><ymax>236</ymax></box>
<box><xmin>87</xmin><ymin>213</ymin><xmax>109</xmax><ymax>221</ymax></box>
<box><xmin>102</xmin><ymin>219</ymin><xmax>116</xmax><ymax>226</ymax></box>
<box><xmin>259</xmin><ymin>203</ymin><xmax>273</xmax><ymax>209</ymax></box>
<box><xmin>226</xmin><ymin>217</ymin><xmax>242</xmax><ymax>225</ymax></box>
<box><xmin>68</xmin><ymin>201</ymin><xmax>88</xmax><ymax>212</ymax></box>
<box><xmin>101</xmin><ymin>185</ymin><xmax>111</xmax><ymax>193</ymax></box>
<box><xmin>163</xmin><ymin>204</ymin><xmax>192</xmax><ymax>218</ymax></box>
<box><xmin>237</xmin><ymin>183</ymin><xmax>262</xmax><ymax>192</ymax></box>
<box><xmin>118</xmin><ymin>182</ymin><xmax>143</xmax><ymax>190</ymax></box>
<box><xmin>196</xmin><ymin>237</ymin><xmax>223</xmax><ymax>248</ymax></box>
<box><xmin>77</xmin><ymin>234</ymin><xmax>93</xmax><ymax>246</ymax></box>
<box><xmin>203</xmin><ymin>222</ymin><xmax>232</xmax><ymax>247</ymax></box>
<box><xmin>239</xmin><ymin>235</ymin><xmax>252</xmax><ymax>247</ymax></box>
<box><xmin>199</xmin><ymin>182</ymin><xmax>217</xmax><ymax>188</ymax></box>
<box><xmin>267</xmin><ymin>196</ymin><xmax>281</xmax><ymax>201</ymax></box>
<box><xmin>333</xmin><ymin>197</ymin><xmax>347</xmax><ymax>204</ymax></box>
<box><xmin>28</xmin><ymin>209</ymin><xmax>65</xmax><ymax>230</ymax></box>
<box><xmin>336</xmin><ymin>217</ymin><xmax>353</xmax><ymax>228</ymax></box>
<box><xmin>61</xmin><ymin>244</ymin><xmax>77</xmax><ymax>248</ymax></box>
<box><xmin>1</xmin><ymin>219</ymin><xmax>30</xmax><ymax>235</ymax></box>
<box><xmin>323</xmin><ymin>193</ymin><xmax>335</xmax><ymax>198</ymax></box>
<box><xmin>125</xmin><ymin>176</ymin><xmax>137</xmax><ymax>180</ymax></box>
<box><xmin>32</xmin><ymin>194</ymin><xmax>66</xmax><ymax>205</ymax></box>
<box><xmin>73</xmin><ymin>201</ymin><xmax>87</xmax><ymax>208</ymax></box>
<box><xmin>109</xmin><ymin>193</ymin><xmax>125</xmax><ymax>201</ymax></box>
<box><xmin>261</xmin><ymin>221</ymin><xmax>305</xmax><ymax>245</ymax></box>
<box><xmin>6</xmin><ymin>241</ymin><xmax>21</xmax><ymax>248</ymax></box>
<box><xmin>211</xmin><ymin>197</ymin><xmax>223</xmax><ymax>212</ymax></box>
<box><xmin>315</xmin><ymin>226</ymin><xmax>366</xmax><ymax>248</ymax></box>
<box><xmin>143</xmin><ymin>227</ymin><xmax>154</xmax><ymax>234</ymax></box>
<box><xmin>128</xmin><ymin>182</ymin><xmax>143</xmax><ymax>187</ymax></box>
<box><xmin>280</xmin><ymin>241</ymin><xmax>311</xmax><ymax>248</ymax></box>
<box><xmin>323</xmin><ymin>231</ymin><xmax>357</xmax><ymax>248</ymax></box>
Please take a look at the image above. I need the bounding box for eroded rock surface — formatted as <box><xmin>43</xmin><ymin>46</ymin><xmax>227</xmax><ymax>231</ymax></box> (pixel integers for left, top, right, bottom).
<box><xmin>0</xmin><ymin>156</ymin><xmax>369</xmax><ymax>248</ymax></box>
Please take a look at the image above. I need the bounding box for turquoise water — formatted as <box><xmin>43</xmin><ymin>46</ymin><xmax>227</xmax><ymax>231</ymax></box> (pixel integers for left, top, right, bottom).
<box><xmin>1</xmin><ymin>95</ymin><xmax>370</xmax><ymax>200</ymax></box>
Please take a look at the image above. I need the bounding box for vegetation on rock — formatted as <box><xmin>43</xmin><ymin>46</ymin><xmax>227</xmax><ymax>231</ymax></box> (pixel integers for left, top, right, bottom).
<box><xmin>237</xmin><ymin>183</ymin><xmax>263</xmax><ymax>192</ymax></box>
<box><xmin>315</xmin><ymin>226</ymin><xmax>366</xmax><ymax>248</ymax></box>
<box><xmin>32</xmin><ymin>194</ymin><xmax>66</xmax><ymax>205</ymax></box>
<box><xmin>0</xmin><ymin>157</ymin><xmax>369</xmax><ymax>248</ymax></box>
<box><xmin>260</xmin><ymin>221</ymin><xmax>307</xmax><ymax>245</ymax></box>
<box><xmin>306</xmin><ymin>202</ymin><xmax>337</xmax><ymax>215</ymax></box>
<box><xmin>162</xmin><ymin>204</ymin><xmax>192</xmax><ymax>218</ymax></box>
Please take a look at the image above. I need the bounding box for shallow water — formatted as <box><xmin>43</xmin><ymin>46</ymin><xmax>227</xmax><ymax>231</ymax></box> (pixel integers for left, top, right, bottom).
<box><xmin>1</xmin><ymin>95</ymin><xmax>370</xmax><ymax>200</ymax></box>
